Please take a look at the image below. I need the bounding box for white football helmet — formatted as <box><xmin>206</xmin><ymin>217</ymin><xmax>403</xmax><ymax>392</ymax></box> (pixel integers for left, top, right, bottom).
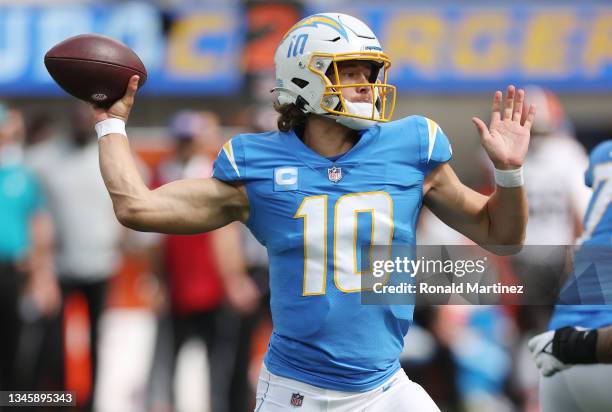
<box><xmin>273</xmin><ymin>13</ymin><xmax>396</xmax><ymax>130</ymax></box>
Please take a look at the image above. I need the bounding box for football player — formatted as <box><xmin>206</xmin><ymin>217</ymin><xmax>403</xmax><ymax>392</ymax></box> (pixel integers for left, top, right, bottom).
<box><xmin>529</xmin><ymin>140</ymin><xmax>612</xmax><ymax>411</ymax></box>
<box><xmin>93</xmin><ymin>13</ymin><xmax>535</xmax><ymax>411</ymax></box>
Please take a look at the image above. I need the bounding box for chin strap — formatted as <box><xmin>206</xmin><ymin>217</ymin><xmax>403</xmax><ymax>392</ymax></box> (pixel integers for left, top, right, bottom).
<box><xmin>335</xmin><ymin>101</ymin><xmax>380</xmax><ymax>130</ymax></box>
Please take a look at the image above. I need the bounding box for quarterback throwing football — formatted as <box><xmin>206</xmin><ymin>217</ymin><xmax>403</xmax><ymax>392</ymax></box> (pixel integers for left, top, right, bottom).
<box><xmin>94</xmin><ymin>13</ymin><xmax>535</xmax><ymax>411</ymax></box>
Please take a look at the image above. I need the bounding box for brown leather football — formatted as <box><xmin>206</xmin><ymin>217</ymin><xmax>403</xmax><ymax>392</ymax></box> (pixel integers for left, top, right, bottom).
<box><xmin>44</xmin><ymin>34</ymin><xmax>147</xmax><ymax>107</ymax></box>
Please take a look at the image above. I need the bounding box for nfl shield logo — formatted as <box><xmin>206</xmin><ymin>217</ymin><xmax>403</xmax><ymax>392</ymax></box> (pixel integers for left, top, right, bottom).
<box><xmin>290</xmin><ymin>393</ymin><xmax>304</xmax><ymax>407</ymax></box>
<box><xmin>328</xmin><ymin>166</ymin><xmax>343</xmax><ymax>182</ymax></box>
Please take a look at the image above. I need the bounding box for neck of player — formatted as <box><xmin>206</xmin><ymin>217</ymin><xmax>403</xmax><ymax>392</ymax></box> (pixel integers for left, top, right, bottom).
<box><xmin>303</xmin><ymin>114</ymin><xmax>358</xmax><ymax>158</ymax></box>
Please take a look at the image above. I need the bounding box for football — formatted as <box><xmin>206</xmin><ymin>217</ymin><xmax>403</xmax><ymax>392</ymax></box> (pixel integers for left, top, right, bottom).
<box><xmin>44</xmin><ymin>34</ymin><xmax>147</xmax><ymax>108</ymax></box>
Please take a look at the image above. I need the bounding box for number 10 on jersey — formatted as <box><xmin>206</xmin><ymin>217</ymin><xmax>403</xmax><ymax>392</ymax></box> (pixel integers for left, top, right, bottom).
<box><xmin>294</xmin><ymin>191</ymin><xmax>394</xmax><ymax>295</ymax></box>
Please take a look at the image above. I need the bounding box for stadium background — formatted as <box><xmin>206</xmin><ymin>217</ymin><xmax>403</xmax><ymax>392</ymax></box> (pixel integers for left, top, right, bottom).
<box><xmin>1</xmin><ymin>0</ymin><xmax>611</xmax><ymax>411</ymax></box>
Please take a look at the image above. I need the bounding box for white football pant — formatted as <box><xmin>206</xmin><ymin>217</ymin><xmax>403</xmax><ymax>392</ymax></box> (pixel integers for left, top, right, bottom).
<box><xmin>254</xmin><ymin>363</ymin><xmax>440</xmax><ymax>412</ymax></box>
<box><xmin>539</xmin><ymin>364</ymin><xmax>612</xmax><ymax>412</ymax></box>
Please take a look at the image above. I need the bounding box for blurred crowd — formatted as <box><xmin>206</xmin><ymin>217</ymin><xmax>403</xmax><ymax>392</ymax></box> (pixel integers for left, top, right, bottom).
<box><xmin>0</xmin><ymin>100</ymin><xmax>274</xmax><ymax>412</ymax></box>
<box><xmin>0</xmin><ymin>85</ymin><xmax>601</xmax><ymax>412</ymax></box>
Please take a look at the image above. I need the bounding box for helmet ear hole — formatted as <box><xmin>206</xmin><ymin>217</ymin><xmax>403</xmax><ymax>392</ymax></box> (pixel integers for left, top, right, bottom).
<box><xmin>295</xmin><ymin>95</ymin><xmax>310</xmax><ymax>112</ymax></box>
<box><xmin>291</xmin><ymin>78</ymin><xmax>309</xmax><ymax>89</ymax></box>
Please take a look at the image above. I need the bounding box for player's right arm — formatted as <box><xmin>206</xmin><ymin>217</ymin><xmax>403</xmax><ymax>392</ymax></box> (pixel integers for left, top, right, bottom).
<box><xmin>95</xmin><ymin>75</ymin><xmax>249</xmax><ymax>234</ymax></box>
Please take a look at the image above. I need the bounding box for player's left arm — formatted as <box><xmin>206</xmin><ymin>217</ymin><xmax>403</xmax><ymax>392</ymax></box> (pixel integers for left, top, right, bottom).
<box><xmin>424</xmin><ymin>86</ymin><xmax>536</xmax><ymax>254</ymax></box>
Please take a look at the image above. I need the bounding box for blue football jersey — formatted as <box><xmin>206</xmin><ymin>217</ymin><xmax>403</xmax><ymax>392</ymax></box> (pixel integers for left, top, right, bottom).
<box><xmin>550</xmin><ymin>140</ymin><xmax>612</xmax><ymax>330</ymax></box>
<box><xmin>213</xmin><ymin>116</ymin><xmax>452</xmax><ymax>391</ymax></box>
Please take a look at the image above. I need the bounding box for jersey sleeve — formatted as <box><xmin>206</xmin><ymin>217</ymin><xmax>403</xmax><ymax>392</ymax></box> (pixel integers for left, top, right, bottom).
<box><xmin>212</xmin><ymin>136</ymin><xmax>247</xmax><ymax>182</ymax></box>
<box><xmin>414</xmin><ymin>116</ymin><xmax>453</xmax><ymax>174</ymax></box>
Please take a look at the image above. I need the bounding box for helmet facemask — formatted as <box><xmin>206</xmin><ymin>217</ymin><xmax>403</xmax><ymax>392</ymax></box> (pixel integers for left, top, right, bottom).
<box><xmin>309</xmin><ymin>52</ymin><xmax>396</xmax><ymax>130</ymax></box>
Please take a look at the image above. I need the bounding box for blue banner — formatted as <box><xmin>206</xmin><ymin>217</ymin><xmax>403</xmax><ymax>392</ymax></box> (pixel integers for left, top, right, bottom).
<box><xmin>325</xmin><ymin>4</ymin><xmax>612</xmax><ymax>92</ymax></box>
<box><xmin>2</xmin><ymin>3</ymin><xmax>612</xmax><ymax>95</ymax></box>
<box><xmin>0</xmin><ymin>2</ymin><xmax>243</xmax><ymax>96</ymax></box>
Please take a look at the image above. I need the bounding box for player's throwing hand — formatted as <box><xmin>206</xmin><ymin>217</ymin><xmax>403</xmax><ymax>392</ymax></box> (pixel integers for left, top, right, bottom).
<box><xmin>472</xmin><ymin>85</ymin><xmax>536</xmax><ymax>170</ymax></box>
<box><xmin>91</xmin><ymin>75</ymin><xmax>140</xmax><ymax>123</ymax></box>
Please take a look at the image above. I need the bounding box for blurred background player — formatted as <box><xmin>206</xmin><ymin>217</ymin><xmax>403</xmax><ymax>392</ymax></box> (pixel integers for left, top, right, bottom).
<box><xmin>520</xmin><ymin>86</ymin><xmax>590</xmax><ymax>245</ymax></box>
<box><xmin>147</xmin><ymin>110</ymin><xmax>259</xmax><ymax>412</ymax></box>
<box><xmin>529</xmin><ymin>139</ymin><xmax>612</xmax><ymax>412</ymax></box>
<box><xmin>508</xmin><ymin>86</ymin><xmax>591</xmax><ymax>306</ymax></box>
<box><xmin>0</xmin><ymin>101</ymin><xmax>59</xmax><ymax>392</ymax></box>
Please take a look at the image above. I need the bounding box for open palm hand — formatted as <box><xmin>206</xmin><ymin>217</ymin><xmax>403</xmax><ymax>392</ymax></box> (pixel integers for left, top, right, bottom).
<box><xmin>472</xmin><ymin>85</ymin><xmax>536</xmax><ymax>170</ymax></box>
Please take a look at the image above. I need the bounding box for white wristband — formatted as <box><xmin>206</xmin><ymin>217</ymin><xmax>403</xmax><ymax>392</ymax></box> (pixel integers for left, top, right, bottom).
<box><xmin>95</xmin><ymin>118</ymin><xmax>126</xmax><ymax>139</ymax></box>
<box><xmin>494</xmin><ymin>166</ymin><xmax>524</xmax><ymax>188</ymax></box>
